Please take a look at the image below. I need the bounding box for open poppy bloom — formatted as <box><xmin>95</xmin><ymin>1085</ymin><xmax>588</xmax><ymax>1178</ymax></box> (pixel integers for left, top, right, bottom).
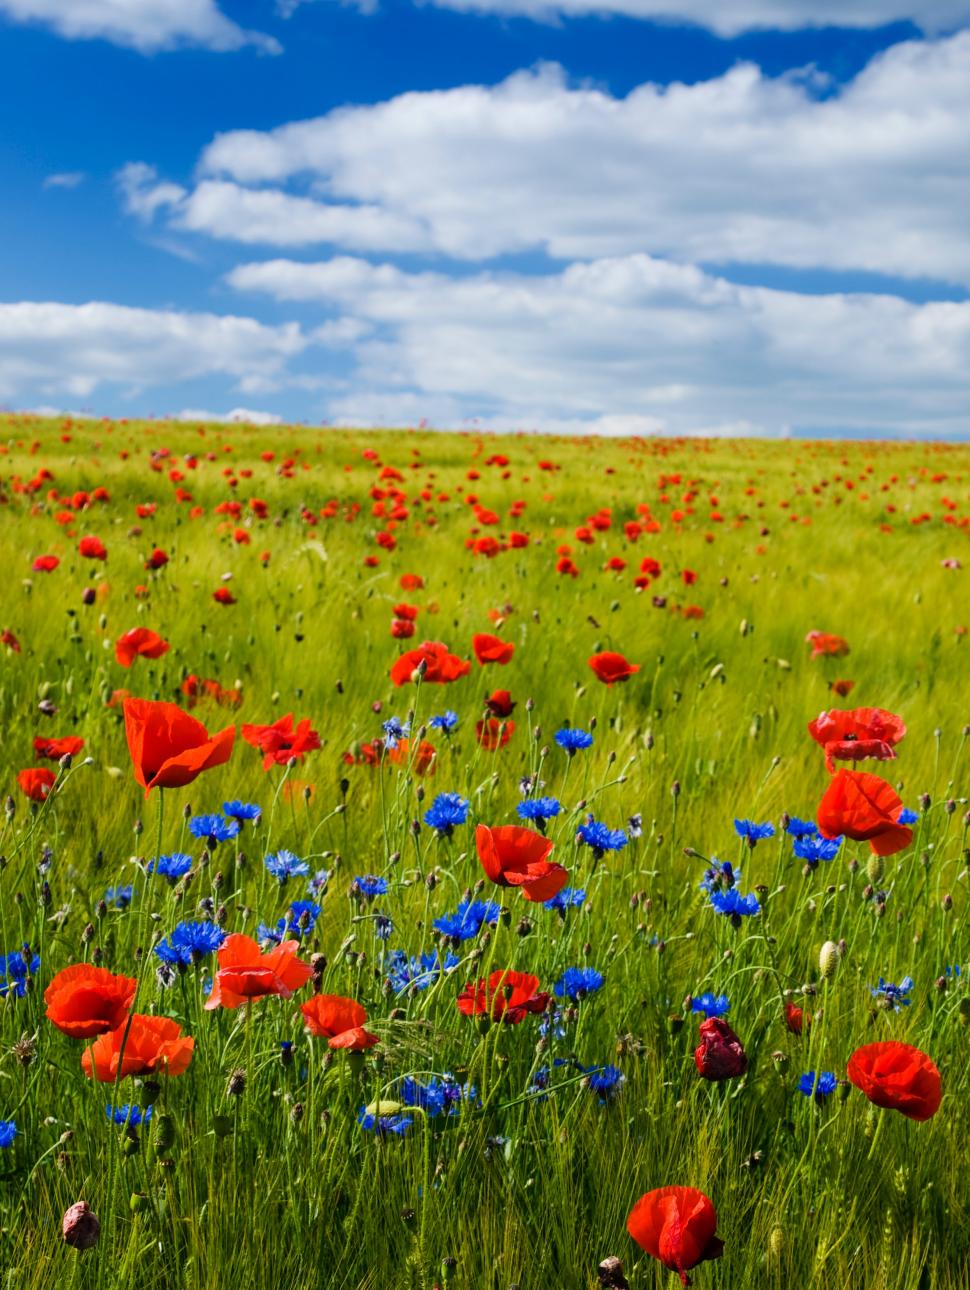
<box><xmin>456</xmin><ymin>969</ymin><xmax>549</xmax><ymax>1024</ymax></box>
<box><xmin>45</xmin><ymin>964</ymin><xmax>138</xmax><ymax>1038</ymax></box>
<box><xmin>627</xmin><ymin>1186</ymin><xmax>724</xmax><ymax>1287</ymax></box>
<box><xmin>387</xmin><ymin>738</ymin><xmax>437</xmax><ymax>775</ymax></box>
<box><xmin>241</xmin><ymin>714</ymin><xmax>321</xmax><ymax>769</ymax></box>
<box><xmin>806</xmin><ymin>630</ymin><xmax>850</xmax><ymax>658</ymax></box>
<box><xmin>204</xmin><ymin>933</ymin><xmax>312</xmax><ymax>1009</ymax></box>
<box><xmin>472</xmin><ymin>633</ymin><xmax>515</xmax><ymax>666</ymax></box>
<box><xmin>808</xmin><ymin>707</ymin><xmax>906</xmax><ymax>773</ymax></box>
<box><xmin>115</xmin><ymin>627</ymin><xmax>170</xmax><ymax>668</ymax></box>
<box><xmin>33</xmin><ymin>735</ymin><xmax>85</xmax><ymax>761</ymax></box>
<box><xmin>588</xmin><ymin>651</ymin><xmax>640</xmax><ymax>685</ymax></box>
<box><xmin>475</xmin><ymin>717</ymin><xmax>515</xmax><ymax>750</ymax></box>
<box><xmin>817</xmin><ymin>769</ymin><xmax>912</xmax><ymax>857</ymax></box>
<box><xmin>846</xmin><ymin>1041</ymin><xmax>941</xmax><ymax>1121</ymax></box>
<box><xmin>300</xmin><ymin>994</ymin><xmax>378</xmax><ymax>1050</ymax></box>
<box><xmin>81</xmin><ymin>1014</ymin><xmax>194</xmax><ymax>1081</ymax></box>
<box><xmin>390</xmin><ymin>640</ymin><xmax>471</xmax><ymax>686</ymax></box>
<box><xmin>17</xmin><ymin>767</ymin><xmax>56</xmax><ymax>802</ymax></box>
<box><xmin>694</xmin><ymin>1017</ymin><xmax>747</xmax><ymax>1080</ymax></box>
<box><xmin>32</xmin><ymin>555</ymin><xmax>59</xmax><ymax>572</ymax></box>
<box><xmin>78</xmin><ymin>536</ymin><xmax>107</xmax><ymax>560</ymax></box>
<box><xmin>123</xmin><ymin>697</ymin><xmax>235</xmax><ymax>796</ymax></box>
<box><xmin>485</xmin><ymin>690</ymin><xmax>516</xmax><ymax>718</ymax></box>
<box><xmin>476</xmin><ymin>824</ymin><xmax>568</xmax><ymax>902</ymax></box>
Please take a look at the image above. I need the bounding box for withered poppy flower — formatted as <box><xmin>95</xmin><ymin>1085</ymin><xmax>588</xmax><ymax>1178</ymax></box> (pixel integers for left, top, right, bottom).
<box><xmin>847</xmin><ymin>1041</ymin><xmax>941</xmax><ymax>1121</ymax></box>
<box><xmin>33</xmin><ymin>736</ymin><xmax>85</xmax><ymax>761</ymax></box>
<box><xmin>472</xmin><ymin>633</ymin><xmax>515</xmax><ymax>666</ymax></box>
<box><xmin>387</xmin><ymin>738</ymin><xmax>437</xmax><ymax>775</ymax></box>
<box><xmin>123</xmin><ymin>697</ymin><xmax>235</xmax><ymax>796</ymax></box>
<box><xmin>17</xmin><ymin>767</ymin><xmax>56</xmax><ymax>801</ymax></box>
<box><xmin>241</xmin><ymin>714</ymin><xmax>321</xmax><ymax>769</ymax></box>
<box><xmin>115</xmin><ymin>627</ymin><xmax>170</xmax><ymax>669</ymax></box>
<box><xmin>456</xmin><ymin>969</ymin><xmax>549</xmax><ymax>1024</ymax></box>
<box><xmin>81</xmin><ymin>1014</ymin><xmax>194</xmax><ymax>1081</ymax></box>
<box><xmin>204</xmin><ymin>933</ymin><xmax>312</xmax><ymax>1009</ymax></box>
<box><xmin>808</xmin><ymin>707</ymin><xmax>906</xmax><ymax>773</ymax></box>
<box><xmin>588</xmin><ymin>651</ymin><xmax>640</xmax><ymax>685</ymax></box>
<box><xmin>694</xmin><ymin>1017</ymin><xmax>747</xmax><ymax>1080</ymax></box>
<box><xmin>476</xmin><ymin>718</ymin><xmax>515</xmax><ymax>750</ymax></box>
<box><xmin>390</xmin><ymin>641</ymin><xmax>471</xmax><ymax>687</ymax></box>
<box><xmin>627</xmin><ymin>1187</ymin><xmax>724</xmax><ymax>1287</ymax></box>
<box><xmin>817</xmin><ymin>769</ymin><xmax>912</xmax><ymax>857</ymax></box>
<box><xmin>300</xmin><ymin>994</ymin><xmax>378</xmax><ymax>1050</ymax></box>
<box><xmin>476</xmin><ymin>824</ymin><xmax>568</xmax><ymax>902</ymax></box>
<box><xmin>45</xmin><ymin>964</ymin><xmax>137</xmax><ymax>1038</ymax></box>
<box><xmin>485</xmin><ymin>690</ymin><xmax>516</xmax><ymax>718</ymax></box>
<box><xmin>805</xmin><ymin>630</ymin><xmax>850</xmax><ymax>658</ymax></box>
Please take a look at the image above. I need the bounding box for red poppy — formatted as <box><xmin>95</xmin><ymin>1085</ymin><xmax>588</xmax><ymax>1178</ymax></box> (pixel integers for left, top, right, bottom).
<box><xmin>694</xmin><ymin>1017</ymin><xmax>747</xmax><ymax>1080</ymax></box>
<box><xmin>204</xmin><ymin>933</ymin><xmax>312</xmax><ymax>1010</ymax></box>
<box><xmin>17</xmin><ymin>766</ymin><xmax>56</xmax><ymax>801</ymax></box>
<box><xmin>808</xmin><ymin>707</ymin><xmax>906</xmax><ymax>773</ymax></box>
<box><xmin>1</xmin><ymin>629</ymin><xmax>20</xmax><ymax>653</ymax></box>
<box><xmin>472</xmin><ymin>633</ymin><xmax>515</xmax><ymax>666</ymax></box>
<box><xmin>123</xmin><ymin>697</ymin><xmax>235</xmax><ymax>796</ymax></box>
<box><xmin>390</xmin><ymin>618</ymin><xmax>416</xmax><ymax>639</ymax></box>
<box><xmin>241</xmin><ymin>714</ymin><xmax>321</xmax><ymax>769</ymax></box>
<box><xmin>115</xmin><ymin>627</ymin><xmax>170</xmax><ymax>668</ymax></box>
<box><xmin>588</xmin><ymin>651</ymin><xmax>640</xmax><ymax>685</ymax></box>
<box><xmin>847</xmin><ymin>1041</ymin><xmax>941</xmax><ymax>1121</ymax></box>
<box><xmin>476</xmin><ymin>717</ymin><xmax>515</xmax><ymax>750</ymax></box>
<box><xmin>387</xmin><ymin>738</ymin><xmax>437</xmax><ymax>775</ymax></box>
<box><xmin>33</xmin><ymin>555</ymin><xmax>59</xmax><ymax>572</ymax></box>
<box><xmin>213</xmin><ymin>587</ymin><xmax>236</xmax><ymax>605</ymax></box>
<box><xmin>145</xmin><ymin>548</ymin><xmax>169</xmax><ymax>570</ymax></box>
<box><xmin>44</xmin><ymin>964</ymin><xmax>138</xmax><ymax>1038</ymax></box>
<box><xmin>389</xmin><ymin>641</ymin><xmax>471</xmax><ymax>687</ymax></box>
<box><xmin>476</xmin><ymin>824</ymin><xmax>568</xmax><ymax>902</ymax></box>
<box><xmin>343</xmin><ymin>740</ymin><xmax>382</xmax><ymax>768</ymax></box>
<box><xmin>78</xmin><ymin>536</ymin><xmax>107</xmax><ymax>560</ymax></box>
<box><xmin>81</xmin><ymin>1015</ymin><xmax>194</xmax><ymax>1081</ymax></box>
<box><xmin>784</xmin><ymin>1002</ymin><xmax>811</xmax><ymax>1035</ymax></box>
<box><xmin>485</xmin><ymin>690</ymin><xmax>516</xmax><ymax>718</ymax></box>
<box><xmin>627</xmin><ymin>1187</ymin><xmax>723</xmax><ymax>1288</ymax></box>
<box><xmin>806</xmin><ymin>630</ymin><xmax>850</xmax><ymax>658</ymax></box>
<box><xmin>817</xmin><ymin>769</ymin><xmax>912</xmax><ymax>857</ymax></box>
<box><xmin>400</xmin><ymin>573</ymin><xmax>424</xmax><ymax>590</ymax></box>
<box><xmin>33</xmin><ymin>735</ymin><xmax>84</xmax><ymax>760</ymax></box>
<box><xmin>830</xmin><ymin>679</ymin><xmax>856</xmax><ymax>698</ymax></box>
<box><xmin>300</xmin><ymin>994</ymin><xmax>378</xmax><ymax>1050</ymax></box>
<box><xmin>456</xmin><ymin>969</ymin><xmax>549</xmax><ymax>1024</ymax></box>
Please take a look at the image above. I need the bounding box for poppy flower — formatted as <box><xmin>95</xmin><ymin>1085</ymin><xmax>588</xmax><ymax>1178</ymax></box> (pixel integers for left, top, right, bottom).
<box><xmin>390</xmin><ymin>618</ymin><xmax>415</xmax><ymax>639</ymax></box>
<box><xmin>1</xmin><ymin>630</ymin><xmax>20</xmax><ymax>653</ymax></box>
<box><xmin>33</xmin><ymin>735</ymin><xmax>85</xmax><ymax>760</ymax></box>
<box><xmin>627</xmin><ymin>1187</ymin><xmax>724</xmax><ymax>1288</ymax></box>
<box><xmin>400</xmin><ymin>573</ymin><xmax>424</xmax><ymax>590</ymax></box>
<box><xmin>784</xmin><ymin>1002</ymin><xmax>811</xmax><ymax>1035</ymax></box>
<box><xmin>145</xmin><ymin>548</ymin><xmax>169</xmax><ymax>570</ymax></box>
<box><xmin>472</xmin><ymin>633</ymin><xmax>515</xmax><ymax>666</ymax></box>
<box><xmin>456</xmin><ymin>969</ymin><xmax>549</xmax><ymax>1024</ymax></box>
<box><xmin>808</xmin><ymin>707</ymin><xmax>906</xmax><ymax>773</ymax></box>
<box><xmin>390</xmin><ymin>641</ymin><xmax>471</xmax><ymax>687</ymax></box>
<box><xmin>476</xmin><ymin>718</ymin><xmax>515</xmax><ymax>750</ymax></box>
<box><xmin>300</xmin><ymin>994</ymin><xmax>378</xmax><ymax>1050</ymax></box>
<box><xmin>44</xmin><ymin>964</ymin><xmax>138</xmax><ymax>1038</ymax></box>
<box><xmin>694</xmin><ymin>1017</ymin><xmax>747</xmax><ymax>1080</ymax></box>
<box><xmin>476</xmin><ymin>824</ymin><xmax>568</xmax><ymax>902</ymax></box>
<box><xmin>81</xmin><ymin>1014</ymin><xmax>194</xmax><ymax>1081</ymax></box>
<box><xmin>806</xmin><ymin>630</ymin><xmax>850</xmax><ymax>658</ymax></box>
<box><xmin>387</xmin><ymin>738</ymin><xmax>437</xmax><ymax>775</ymax></box>
<box><xmin>485</xmin><ymin>690</ymin><xmax>516</xmax><ymax>718</ymax></box>
<box><xmin>241</xmin><ymin>714</ymin><xmax>321</xmax><ymax>769</ymax></box>
<box><xmin>205</xmin><ymin>933</ymin><xmax>312</xmax><ymax>1010</ymax></box>
<box><xmin>213</xmin><ymin>587</ymin><xmax>236</xmax><ymax>605</ymax></box>
<box><xmin>78</xmin><ymin>536</ymin><xmax>107</xmax><ymax>560</ymax></box>
<box><xmin>588</xmin><ymin>652</ymin><xmax>640</xmax><ymax>685</ymax></box>
<box><xmin>817</xmin><ymin>769</ymin><xmax>912</xmax><ymax>857</ymax></box>
<box><xmin>32</xmin><ymin>555</ymin><xmax>59</xmax><ymax>572</ymax></box>
<box><xmin>123</xmin><ymin>697</ymin><xmax>235</xmax><ymax>796</ymax></box>
<box><xmin>17</xmin><ymin>767</ymin><xmax>56</xmax><ymax>801</ymax></box>
<box><xmin>115</xmin><ymin>627</ymin><xmax>170</xmax><ymax>668</ymax></box>
<box><xmin>847</xmin><ymin>1041</ymin><xmax>941</xmax><ymax>1121</ymax></box>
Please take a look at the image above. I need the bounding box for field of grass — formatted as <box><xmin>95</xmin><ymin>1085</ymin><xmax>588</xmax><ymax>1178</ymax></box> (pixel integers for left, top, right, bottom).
<box><xmin>0</xmin><ymin>413</ymin><xmax>967</xmax><ymax>1290</ymax></box>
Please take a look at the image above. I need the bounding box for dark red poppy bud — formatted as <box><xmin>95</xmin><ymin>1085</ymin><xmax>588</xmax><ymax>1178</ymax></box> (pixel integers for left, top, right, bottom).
<box><xmin>62</xmin><ymin>1201</ymin><xmax>100</xmax><ymax>1250</ymax></box>
<box><xmin>694</xmin><ymin>1017</ymin><xmax>747</xmax><ymax>1080</ymax></box>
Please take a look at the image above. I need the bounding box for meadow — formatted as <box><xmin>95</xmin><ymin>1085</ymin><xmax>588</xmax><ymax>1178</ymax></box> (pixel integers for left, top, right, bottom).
<box><xmin>0</xmin><ymin>413</ymin><xmax>966</xmax><ymax>1290</ymax></box>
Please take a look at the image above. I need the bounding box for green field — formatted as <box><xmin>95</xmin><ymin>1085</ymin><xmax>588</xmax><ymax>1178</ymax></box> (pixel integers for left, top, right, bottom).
<box><xmin>0</xmin><ymin>413</ymin><xmax>967</xmax><ymax>1289</ymax></box>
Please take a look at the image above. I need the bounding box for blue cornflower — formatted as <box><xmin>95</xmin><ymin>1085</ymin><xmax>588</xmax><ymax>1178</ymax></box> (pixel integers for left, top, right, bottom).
<box><xmin>258</xmin><ymin>900</ymin><xmax>322</xmax><ymax>944</ymax></box>
<box><xmin>308</xmin><ymin>869</ymin><xmax>331</xmax><ymax>897</ymax></box>
<box><xmin>148</xmin><ymin>853</ymin><xmax>193</xmax><ymax>884</ymax></box>
<box><xmin>374</xmin><ymin>914</ymin><xmax>394</xmax><ymax>941</ymax></box>
<box><xmin>945</xmin><ymin>964</ymin><xmax>963</xmax><ymax>979</ymax></box>
<box><xmin>399</xmin><ymin>1076</ymin><xmax>471</xmax><ymax>1117</ymax></box>
<box><xmin>734</xmin><ymin>819</ymin><xmax>775</xmax><ymax>846</ymax></box>
<box><xmin>699</xmin><ymin>858</ymin><xmax>738</xmax><ymax>893</ymax></box>
<box><xmin>585</xmin><ymin>1065</ymin><xmax>625</xmax><ymax>1100</ymax></box>
<box><xmin>553</xmin><ymin>967</ymin><xmax>604</xmax><ymax>1001</ymax></box>
<box><xmin>539</xmin><ymin>1007</ymin><xmax>567</xmax><ymax>1040</ymax></box>
<box><xmin>357</xmin><ymin>1109</ymin><xmax>412</xmax><ymax>1137</ymax></box>
<box><xmin>793</xmin><ymin>834</ymin><xmax>843</xmax><ymax>867</ymax></box>
<box><xmin>423</xmin><ymin>792</ymin><xmax>470</xmax><ymax>837</ymax></box>
<box><xmin>155</xmin><ymin>920</ymin><xmax>226</xmax><ymax>966</ymax></box>
<box><xmin>517</xmin><ymin>797</ymin><xmax>562</xmax><ymax>826</ymax></box>
<box><xmin>544</xmin><ymin>886</ymin><xmax>586</xmax><ymax>913</ymax></box>
<box><xmin>188</xmin><ymin>814</ymin><xmax>240</xmax><ymax>845</ymax></box>
<box><xmin>690</xmin><ymin>993</ymin><xmax>730</xmax><ymax>1018</ymax></box>
<box><xmin>104</xmin><ymin>885</ymin><xmax>134</xmax><ymax>908</ymax></box>
<box><xmin>898</xmin><ymin>807</ymin><xmax>919</xmax><ymax>825</ymax></box>
<box><xmin>433</xmin><ymin>899</ymin><xmax>500</xmax><ymax>941</ymax></box>
<box><xmin>352</xmin><ymin>875</ymin><xmax>389</xmax><ymax>901</ymax></box>
<box><xmin>578</xmin><ymin>819</ymin><xmax>627</xmax><ymax>855</ymax></box>
<box><xmin>0</xmin><ymin>948</ymin><xmax>41</xmax><ymax>998</ymax></box>
<box><xmin>798</xmin><ymin>1070</ymin><xmax>838</xmax><ymax>1102</ymax></box>
<box><xmin>381</xmin><ymin>716</ymin><xmax>410</xmax><ymax>750</ymax></box>
<box><xmin>386</xmin><ymin>949</ymin><xmax>460</xmax><ymax>994</ymax></box>
<box><xmin>265</xmin><ymin>851</ymin><xmax>309</xmax><ymax>882</ymax></box>
<box><xmin>223</xmin><ymin>800</ymin><xmax>261</xmax><ymax>823</ymax></box>
<box><xmin>709</xmin><ymin>887</ymin><xmax>761</xmax><ymax>920</ymax></box>
<box><xmin>870</xmin><ymin>976</ymin><xmax>914</xmax><ymax>1012</ymax></box>
<box><xmin>106</xmin><ymin>1104</ymin><xmax>153</xmax><ymax>1127</ymax></box>
<box><xmin>554</xmin><ymin>727</ymin><xmax>594</xmax><ymax>754</ymax></box>
<box><xmin>429</xmin><ymin>711</ymin><xmax>459</xmax><ymax>733</ymax></box>
<box><xmin>0</xmin><ymin>1121</ymin><xmax>17</xmax><ymax>1149</ymax></box>
<box><xmin>785</xmin><ymin>816</ymin><xmax>818</xmax><ymax>838</ymax></box>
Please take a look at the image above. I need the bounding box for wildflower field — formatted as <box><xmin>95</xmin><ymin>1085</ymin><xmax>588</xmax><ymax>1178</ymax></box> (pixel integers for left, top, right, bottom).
<box><xmin>0</xmin><ymin>413</ymin><xmax>967</xmax><ymax>1290</ymax></box>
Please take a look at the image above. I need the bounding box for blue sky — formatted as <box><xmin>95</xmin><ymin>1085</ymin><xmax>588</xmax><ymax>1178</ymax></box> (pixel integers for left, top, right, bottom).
<box><xmin>2</xmin><ymin>0</ymin><xmax>970</xmax><ymax>436</ymax></box>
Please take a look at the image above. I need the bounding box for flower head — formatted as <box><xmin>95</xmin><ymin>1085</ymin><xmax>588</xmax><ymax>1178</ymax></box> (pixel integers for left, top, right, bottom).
<box><xmin>155</xmin><ymin>920</ymin><xmax>226</xmax><ymax>966</ymax></box>
<box><xmin>123</xmin><ymin>698</ymin><xmax>235</xmax><ymax>797</ymax></box>
<box><xmin>734</xmin><ymin>818</ymin><xmax>775</xmax><ymax>845</ymax></box>
<box><xmin>627</xmin><ymin>1187</ymin><xmax>724</xmax><ymax>1287</ymax></box>
<box><xmin>423</xmin><ymin>792</ymin><xmax>469</xmax><ymax>837</ymax></box>
<box><xmin>578</xmin><ymin>818</ymin><xmax>627</xmax><ymax>855</ymax></box>
<box><xmin>433</xmin><ymin>899</ymin><xmax>501</xmax><ymax>941</ymax></box>
<box><xmin>188</xmin><ymin>814</ymin><xmax>239</xmax><ymax>845</ymax></box>
<box><xmin>690</xmin><ymin>993</ymin><xmax>730</xmax><ymax>1019</ymax></box>
<box><xmin>798</xmin><ymin>1070</ymin><xmax>838</xmax><ymax>1101</ymax></box>
<box><xmin>554</xmin><ymin>727</ymin><xmax>593</xmax><ymax>754</ymax></box>
<box><xmin>846</xmin><ymin>1041</ymin><xmax>941</xmax><ymax>1120</ymax></box>
<box><xmin>265</xmin><ymin>851</ymin><xmax>309</xmax><ymax>883</ymax></box>
<box><xmin>869</xmin><ymin>976</ymin><xmax>914</xmax><ymax>1012</ymax></box>
<box><xmin>148</xmin><ymin>852</ymin><xmax>193</xmax><ymax>883</ymax></box>
<box><xmin>553</xmin><ymin>966</ymin><xmax>604</xmax><ymax>1001</ymax></box>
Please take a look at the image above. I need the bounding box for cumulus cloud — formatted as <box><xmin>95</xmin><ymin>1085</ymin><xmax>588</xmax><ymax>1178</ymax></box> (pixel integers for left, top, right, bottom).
<box><xmin>0</xmin><ymin>0</ymin><xmax>279</xmax><ymax>53</ymax></box>
<box><xmin>227</xmin><ymin>253</ymin><xmax>970</xmax><ymax>435</ymax></box>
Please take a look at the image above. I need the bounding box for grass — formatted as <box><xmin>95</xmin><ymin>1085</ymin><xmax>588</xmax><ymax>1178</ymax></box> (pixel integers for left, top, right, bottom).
<box><xmin>0</xmin><ymin>413</ymin><xmax>966</xmax><ymax>1289</ymax></box>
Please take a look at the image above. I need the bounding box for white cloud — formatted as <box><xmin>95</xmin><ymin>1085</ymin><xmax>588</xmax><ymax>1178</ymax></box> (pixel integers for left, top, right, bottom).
<box><xmin>0</xmin><ymin>0</ymin><xmax>280</xmax><ymax>53</ymax></box>
<box><xmin>42</xmin><ymin>171</ymin><xmax>86</xmax><ymax>190</ymax></box>
<box><xmin>228</xmin><ymin>253</ymin><xmax>970</xmax><ymax>435</ymax></box>
<box><xmin>174</xmin><ymin>407</ymin><xmax>285</xmax><ymax>424</ymax></box>
<box><xmin>178</xmin><ymin>37</ymin><xmax>970</xmax><ymax>284</ymax></box>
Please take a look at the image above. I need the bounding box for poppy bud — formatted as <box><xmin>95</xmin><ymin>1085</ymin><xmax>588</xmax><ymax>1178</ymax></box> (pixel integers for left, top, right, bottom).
<box><xmin>694</xmin><ymin>1017</ymin><xmax>747</xmax><ymax>1080</ymax></box>
<box><xmin>866</xmin><ymin>855</ymin><xmax>884</xmax><ymax>885</ymax></box>
<box><xmin>62</xmin><ymin>1201</ymin><xmax>100</xmax><ymax>1250</ymax></box>
<box><xmin>919</xmin><ymin>792</ymin><xmax>931</xmax><ymax>810</ymax></box>
<box><xmin>819</xmin><ymin>940</ymin><xmax>839</xmax><ymax>979</ymax></box>
<box><xmin>130</xmin><ymin>1191</ymin><xmax>149</xmax><ymax>1213</ymax></box>
<box><xmin>958</xmin><ymin>998</ymin><xmax>970</xmax><ymax>1026</ymax></box>
<box><xmin>768</xmin><ymin>1226</ymin><xmax>786</xmax><ymax>1261</ymax></box>
<box><xmin>942</xmin><ymin>893</ymin><xmax>952</xmax><ymax>911</ymax></box>
<box><xmin>152</xmin><ymin>1113</ymin><xmax>176</xmax><ymax>1153</ymax></box>
<box><xmin>213</xmin><ymin>1114</ymin><xmax>234</xmax><ymax>1137</ymax></box>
